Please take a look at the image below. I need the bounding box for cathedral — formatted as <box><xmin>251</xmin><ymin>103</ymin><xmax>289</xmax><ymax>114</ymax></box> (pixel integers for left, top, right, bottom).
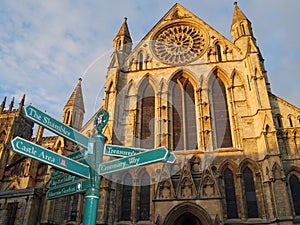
<box><xmin>0</xmin><ymin>2</ymin><xmax>300</xmax><ymax>225</ymax></box>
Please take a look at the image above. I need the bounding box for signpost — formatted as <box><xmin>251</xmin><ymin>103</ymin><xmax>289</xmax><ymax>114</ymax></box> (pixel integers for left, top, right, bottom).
<box><xmin>11</xmin><ymin>137</ymin><xmax>90</xmax><ymax>179</ymax></box>
<box><xmin>48</xmin><ymin>173</ymin><xmax>83</xmax><ymax>189</ymax></box>
<box><xmin>23</xmin><ymin>105</ymin><xmax>89</xmax><ymax>148</ymax></box>
<box><xmin>67</xmin><ymin>149</ymin><xmax>87</xmax><ymax>160</ymax></box>
<box><xmin>48</xmin><ymin>152</ymin><xmax>89</xmax><ymax>197</ymax></box>
<box><xmin>104</xmin><ymin>144</ymin><xmax>146</xmax><ymax>157</ymax></box>
<box><xmin>99</xmin><ymin>147</ymin><xmax>169</xmax><ymax>175</ymax></box>
<box><xmin>47</xmin><ymin>179</ymin><xmax>90</xmax><ymax>199</ymax></box>
<box><xmin>10</xmin><ymin>105</ymin><xmax>176</xmax><ymax>225</ymax></box>
<box><xmin>104</xmin><ymin>144</ymin><xmax>176</xmax><ymax>163</ymax></box>
<box><xmin>50</xmin><ymin>150</ymin><xmax>87</xmax><ymax>179</ymax></box>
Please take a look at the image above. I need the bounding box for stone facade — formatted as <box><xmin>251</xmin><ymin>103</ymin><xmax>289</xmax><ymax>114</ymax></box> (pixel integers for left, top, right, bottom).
<box><xmin>0</xmin><ymin>2</ymin><xmax>300</xmax><ymax>225</ymax></box>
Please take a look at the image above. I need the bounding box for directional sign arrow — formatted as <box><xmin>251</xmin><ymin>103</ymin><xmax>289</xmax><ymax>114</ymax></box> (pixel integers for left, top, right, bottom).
<box><xmin>23</xmin><ymin>105</ymin><xmax>89</xmax><ymax>148</ymax></box>
<box><xmin>98</xmin><ymin>146</ymin><xmax>170</xmax><ymax>176</ymax></box>
<box><xmin>104</xmin><ymin>144</ymin><xmax>176</xmax><ymax>163</ymax></box>
<box><xmin>48</xmin><ymin>173</ymin><xmax>83</xmax><ymax>189</ymax></box>
<box><xmin>166</xmin><ymin>152</ymin><xmax>176</xmax><ymax>163</ymax></box>
<box><xmin>11</xmin><ymin>137</ymin><xmax>90</xmax><ymax>179</ymax></box>
<box><xmin>46</xmin><ymin>179</ymin><xmax>90</xmax><ymax>200</ymax></box>
<box><xmin>67</xmin><ymin>149</ymin><xmax>87</xmax><ymax>160</ymax></box>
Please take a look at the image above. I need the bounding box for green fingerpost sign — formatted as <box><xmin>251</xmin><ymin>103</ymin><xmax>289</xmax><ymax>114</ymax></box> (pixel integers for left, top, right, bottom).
<box><xmin>11</xmin><ymin>137</ymin><xmax>90</xmax><ymax>179</ymax></box>
<box><xmin>48</xmin><ymin>173</ymin><xmax>83</xmax><ymax>189</ymax></box>
<box><xmin>98</xmin><ymin>146</ymin><xmax>170</xmax><ymax>175</ymax></box>
<box><xmin>104</xmin><ymin>144</ymin><xmax>176</xmax><ymax>163</ymax></box>
<box><xmin>23</xmin><ymin>105</ymin><xmax>89</xmax><ymax>148</ymax></box>
<box><xmin>46</xmin><ymin>179</ymin><xmax>90</xmax><ymax>199</ymax></box>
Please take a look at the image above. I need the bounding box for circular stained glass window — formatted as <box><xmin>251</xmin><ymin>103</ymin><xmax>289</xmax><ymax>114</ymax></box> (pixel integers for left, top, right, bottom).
<box><xmin>153</xmin><ymin>25</ymin><xmax>208</xmax><ymax>65</ymax></box>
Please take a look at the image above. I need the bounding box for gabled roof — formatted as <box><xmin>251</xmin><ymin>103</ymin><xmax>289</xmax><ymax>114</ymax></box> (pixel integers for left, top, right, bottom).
<box><xmin>126</xmin><ymin>3</ymin><xmax>240</xmax><ymax>60</ymax></box>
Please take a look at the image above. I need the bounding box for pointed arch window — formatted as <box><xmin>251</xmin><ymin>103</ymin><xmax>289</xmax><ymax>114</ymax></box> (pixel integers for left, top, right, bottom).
<box><xmin>289</xmin><ymin>174</ymin><xmax>300</xmax><ymax>215</ymax></box>
<box><xmin>121</xmin><ymin>174</ymin><xmax>132</xmax><ymax>221</ymax></box>
<box><xmin>65</xmin><ymin>110</ymin><xmax>71</xmax><ymax>124</ymax></box>
<box><xmin>139</xmin><ymin>172</ymin><xmax>150</xmax><ymax>220</ymax></box>
<box><xmin>243</xmin><ymin>167</ymin><xmax>259</xmax><ymax>218</ymax></box>
<box><xmin>136</xmin><ymin>79</ymin><xmax>155</xmax><ymax>149</ymax></box>
<box><xmin>216</xmin><ymin>44</ymin><xmax>222</xmax><ymax>62</ymax></box>
<box><xmin>276</xmin><ymin>114</ymin><xmax>283</xmax><ymax>128</ymax></box>
<box><xmin>138</xmin><ymin>52</ymin><xmax>144</xmax><ymax>70</ymax></box>
<box><xmin>265</xmin><ymin>125</ymin><xmax>270</xmax><ymax>135</ymax></box>
<box><xmin>289</xmin><ymin>116</ymin><xmax>293</xmax><ymax>127</ymax></box>
<box><xmin>117</xmin><ymin>39</ymin><xmax>122</xmax><ymax>50</ymax></box>
<box><xmin>209</xmin><ymin>72</ymin><xmax>232</xmax><ymax>148</ymax></box>
<box><xmin>169</xmin><ymin>73</ymin><xmax>197</xmax><ymax>150</ymax></box>
<box><xmin>224</xmin><ymin>168</ymin><xmax>238</xmax><ymax>219</ymax></box>
<box><xmin>105</xmin><ymin>82</ymin><xmax>114</xmax><ymax>112</ymax></box>
<box><xmin>241</xmin><ymin>23</ymin><xmax>246</xmax><ymax>35</ymax></box>
<box><xmin>235</xmin><ymin>27</ymin><xmax>239</xmax><ymax>37</ymax></box>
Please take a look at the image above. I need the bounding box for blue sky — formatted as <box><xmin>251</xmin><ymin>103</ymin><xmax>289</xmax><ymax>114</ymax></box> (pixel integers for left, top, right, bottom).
<box><xmin>0</xmin><ymin>0</ymin><xmax>299</xmax><ymax>130</ymax></box>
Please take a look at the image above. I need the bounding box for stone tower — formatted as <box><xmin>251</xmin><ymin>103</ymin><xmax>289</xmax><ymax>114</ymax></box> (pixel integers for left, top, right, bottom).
<box><xmin>40</xmin><ymin>78</ymin><xmax>86</xmax><ymax>225</ymax></box>
<box><xmin>79</xmin><ymin>3</ymin><xmax>300</xmax><ymax>225</ymax></box>
<box><xmin>54</xmin><ymin>78</ymin><xmax>85</xmax><ymax>155</ymax></box>
<box><xmin>0</xmin><ymin>96</ymin><xmax>46</xmax><ymax>225</ymax></box>
<box><xmin>0</xmin><ymin>95</ymin><xmax>34</xmax><ymax>190</ymax></box>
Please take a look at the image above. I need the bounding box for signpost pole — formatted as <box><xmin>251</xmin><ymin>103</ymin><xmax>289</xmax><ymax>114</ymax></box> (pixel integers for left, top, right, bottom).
<box><xmin>83</xmin><ymin>111</ymin><xmax>108</xmax><ymax>225</ymax></box>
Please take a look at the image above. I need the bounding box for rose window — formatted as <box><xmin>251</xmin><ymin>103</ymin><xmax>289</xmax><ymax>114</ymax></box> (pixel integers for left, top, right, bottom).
<box><xmin>153</xmin><ymin>25</ymin><xmax>208</xmax><ymax>65</ymax></box>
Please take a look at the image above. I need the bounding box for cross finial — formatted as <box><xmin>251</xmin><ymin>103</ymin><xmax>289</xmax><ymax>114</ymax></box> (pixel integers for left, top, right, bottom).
<box><xmin>94</xmin><ymin>110</ymin><xmax>109</xmax><ymax>134</ymax></box>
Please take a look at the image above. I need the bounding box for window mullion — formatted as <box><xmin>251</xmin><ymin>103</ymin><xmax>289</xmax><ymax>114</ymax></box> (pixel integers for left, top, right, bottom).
<box><xmin>181</xmin><ymin>86</ymin><xmax>186</xmax><ymax>150</ymax></box>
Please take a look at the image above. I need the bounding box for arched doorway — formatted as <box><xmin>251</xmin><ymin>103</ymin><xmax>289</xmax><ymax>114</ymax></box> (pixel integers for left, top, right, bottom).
<box><xmin>163</xmin><ymin>203</ymin><xmax>212</xmax><ymax>225</ymax></box>
<box><xmin>175</xmin><ymin>212</ymin><xmax>201</xmax><ymax>225</ymax></box>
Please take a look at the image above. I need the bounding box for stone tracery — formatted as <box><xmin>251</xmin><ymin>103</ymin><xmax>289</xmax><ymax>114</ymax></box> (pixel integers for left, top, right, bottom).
<box><xmin>153</xmin><ymin>25</ymin><xmax>208</xmax><ymax>65</ymax></box>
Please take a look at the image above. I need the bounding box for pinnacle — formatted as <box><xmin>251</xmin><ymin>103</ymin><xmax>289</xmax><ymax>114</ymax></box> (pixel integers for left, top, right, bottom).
<box><xmin>231</xmin><ymin>2</ymin><xmax>250</xmax><ymax>26</ymax></box>
<box><xmin>65</xmin><ymin>78</ymin><xmax>85</xmax><ymax>113</ymax></box>
<box><xmin>115</xmin><ymin>17</ymin><xmax>132</xmax><ymax>41</ymax></box>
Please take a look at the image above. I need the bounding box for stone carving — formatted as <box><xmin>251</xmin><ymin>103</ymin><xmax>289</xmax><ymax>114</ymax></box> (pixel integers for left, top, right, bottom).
<box><xmin>202</xmin><ymin>176</ymin><xmax>215</xmax><ymax>197</ymax></box>
<box><xmin>177</xmin><ymin>164</ymin><xmax>197</xmax><ymax>198</ymax></box>
<box><xmin>159</xmin><ymin>179</ymin><xmax>172</xmax><ymax>199</ymax></box>
<box><xmin>181</xmin><ymin>177</ymin><xmax>193</xmax><ymax>198</ymax></box>
<box><xmin>190</xmin><ymin>155</ymin><xmax>201</xmax><ymax>173</ymax></box>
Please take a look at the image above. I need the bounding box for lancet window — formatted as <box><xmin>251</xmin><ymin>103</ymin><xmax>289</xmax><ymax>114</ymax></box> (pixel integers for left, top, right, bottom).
<box><xmin>209</xmin><ymin>72</ymin><xmax>232</xmax><ymax>148</ymax></box>
<box><xmin>169</xmin><ymin>73</ymin><xmax>197</xmax><ymax>150</ymax></box>
<box><xmin>136</xmin><ymin>79</ymin><xmax>155</xmax><ymax>149</ymax></box>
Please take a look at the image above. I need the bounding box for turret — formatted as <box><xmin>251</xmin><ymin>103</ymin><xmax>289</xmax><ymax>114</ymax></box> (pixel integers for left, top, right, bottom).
<box><xmin>231</xmin><ymin>3</ymin><xmax>271</xmax><ymax>96</ymax></box>
<box><xmin>230</xmin><ymin>2</ymin><xmax>256</xmax><ymax>47</ymax></box>
<box><xmin>113</xmin><ymin>17</ymin><xmax>132</xmax><ymax>55</ymax></box>
<box><xmin>62</xmin><ymin>78</ymin><xmax>85</xmax><ymax>131</ymax></box>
